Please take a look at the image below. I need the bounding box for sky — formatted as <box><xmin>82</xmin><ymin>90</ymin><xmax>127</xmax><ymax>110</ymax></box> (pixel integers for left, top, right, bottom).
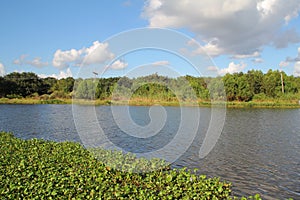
<box><xmin>1</xmin><ymin>0</ymin><xmax>300</xmax><ymax>79</ymax></box>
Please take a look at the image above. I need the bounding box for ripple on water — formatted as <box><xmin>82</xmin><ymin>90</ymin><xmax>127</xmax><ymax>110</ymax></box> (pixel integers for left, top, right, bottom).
<box><xmin>0</xmin><ymin>105</ymin><xmax>299</xmax><ymax>199</ymax></box>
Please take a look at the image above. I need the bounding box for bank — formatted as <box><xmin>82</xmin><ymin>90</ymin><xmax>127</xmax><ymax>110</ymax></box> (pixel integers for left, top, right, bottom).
<box><xmin>1</xmin><ymin>97</ymin><xmax>300</xmax><ymax>108</ymax></box>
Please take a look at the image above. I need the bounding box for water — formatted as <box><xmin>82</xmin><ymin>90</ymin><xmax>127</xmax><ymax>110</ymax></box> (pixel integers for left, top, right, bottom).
<box><xmin>0</xmin><ymin>104</ymin><xmax>299</xmax><ymax>199</ymax></box>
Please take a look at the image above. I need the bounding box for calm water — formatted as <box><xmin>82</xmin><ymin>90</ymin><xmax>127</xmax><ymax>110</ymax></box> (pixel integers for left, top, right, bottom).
<box><xmin>0</xmin><ymin>104</ymin><xmax>299</xmax><ymax>199</ymax></box>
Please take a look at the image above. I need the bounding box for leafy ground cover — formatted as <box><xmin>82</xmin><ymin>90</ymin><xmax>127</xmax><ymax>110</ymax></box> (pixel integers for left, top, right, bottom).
<box><xmin>0</xmin><ymin>132</ymin><xmax>263</xmax><ymax>199</ymax></box>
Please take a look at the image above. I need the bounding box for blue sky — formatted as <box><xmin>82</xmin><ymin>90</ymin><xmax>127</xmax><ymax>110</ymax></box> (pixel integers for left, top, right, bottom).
<box><xmin>1</xmin><ymin>0</ymin><xmax>300</xmax><ymax>79</ymax></box>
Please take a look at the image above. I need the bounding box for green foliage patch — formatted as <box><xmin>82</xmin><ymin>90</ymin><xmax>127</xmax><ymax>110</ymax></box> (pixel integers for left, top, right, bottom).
<box><xmin>1</xmin><ymin>70</ymin><xmax>300</xmax><ymax>104</ymax></box>
<box><xmin>0</xmin><ymin>132</ymin><xmax>262</xmax><ymax>199</ymax></box>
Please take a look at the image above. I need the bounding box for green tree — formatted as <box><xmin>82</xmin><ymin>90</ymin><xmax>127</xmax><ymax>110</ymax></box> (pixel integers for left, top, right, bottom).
<box><xmin>223</xmin><ymin>73</ymin><xmax>237</xmax><ymax>101</ymax></box>
<box><xmin>262</xmin><ymin>70</ymin><xmax>282</xmax><ymax>97</ymax></box>
<box><xmin>207</xmin><ymin>77</ymin><xmax>226</xmax><ymax>100</ymax></box>
<box><xmin>236</xmin><ymin>74</ymin><xmax>253</xmax><ymax>101</ymax></box>
<box><xmin>246</xmin><ymin>70</ymin><xmax>263</xmax><ymax>95</ymax></box>
<box><xmin>4</xmin><ymin>72</ymin><xmax>45</xmax><ymax>97</ymax></box>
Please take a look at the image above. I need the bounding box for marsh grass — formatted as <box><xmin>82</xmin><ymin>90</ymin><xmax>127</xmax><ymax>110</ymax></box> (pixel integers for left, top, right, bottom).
<box><xmin>1</xmin><ymin>97</ymin><xmax>299</xmax><ymax>108</ymax></box>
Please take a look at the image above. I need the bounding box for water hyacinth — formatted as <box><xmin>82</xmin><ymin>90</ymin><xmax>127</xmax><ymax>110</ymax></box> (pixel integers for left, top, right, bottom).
<box><xmin>0</xmin><ymin>132</ymin><xmax>263</xmax><ymax>199</ymax></box>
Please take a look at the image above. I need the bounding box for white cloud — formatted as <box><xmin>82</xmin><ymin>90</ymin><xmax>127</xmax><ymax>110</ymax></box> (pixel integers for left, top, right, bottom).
<box><xmin>279</xmin><ymin>61</ymin><xmax>290</xmax><ymax>67</ymax></box>
<box><xmin>30</xmin><ymin>58</ymin><xmax>48</xmax><ymax>68</ymax></box>
<box><xmin>143</xmin><ymin>0</ymin><xmax>300</xmax><ymax>57</ymax></box>
<box><xmin>0</xmin><ymin>62</ymin><xmax>6</xmax><ymax>76</ymax></box>
<box><xmin>294</xmin><ymin>61</ymin><xmax>300</xmax><ymax>76</ymax></box>
<box><xmin>52</xmin><ymin>41</ymin><xmax>114</xmax><ymax>69</ymax></box>
<box><xmin>231</xmin><ymin>51</ymin><xmax>260</xmax><ymax>59</ymax></box>
<box><xmin>152</xmin><ymin>60</ymin><xmax>170</xmax><ymax>66</ymax></box>
<box><xmin>83</xmin><ymin>41</ymin><xmax>114</xmax><ymax>66</ymax></box>
<box><xmin>13</xmin><ymin>54</ymin><xmax>27</xmax><ymax>65</ymax></box>
<box><xmin>194</xmin><ymin>40</ymin><xmax>226</xmax><ymax>57</ymax></box>
<box><xmin>256</xmin><ymin>0</ymin><xmax>277</xmax><ymax>17</ymax></box>
<box><xmin>218</xmin><ymin>62</ymin><xmax>247</xmax><ymax>75</ymax></box>
<box><xmin>252</xmin><ymin>58</ymin><xmax>264</xmax><ymax>63</ymax></box>
<box><xmin>52</xmin><ymin>49</ymin><xmax>83</xmax><ymax>69</ymax></box>
<box><xmin>13</xmin><ymin>54</ymin><xmax>48</xmax><ymax>68</ymax></box>
<box><xmin>38</xmin><ymin>68</ymin><xmax>73</xmax><ymax>79</ymax></box>
<box><xmin>109</xmin><ymin>60</ymin><xmax>128</xmax><ymax>70</ymax></box>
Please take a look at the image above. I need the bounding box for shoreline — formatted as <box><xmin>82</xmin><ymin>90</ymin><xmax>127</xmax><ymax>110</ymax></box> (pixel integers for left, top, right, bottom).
<box><xmin>0</xmin><ymin>97</ymin><xmax>300</xmax><ymax>108</ymax></box>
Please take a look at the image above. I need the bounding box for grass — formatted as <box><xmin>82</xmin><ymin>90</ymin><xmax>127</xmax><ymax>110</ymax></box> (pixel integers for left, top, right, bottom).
<box><xmin>0</xmin><ymin>97</ymin><xmax>299</xmax><ymax>108</ymax></box>
<box><xmin>0</xmin><ymin>132</ymin><xmax>264</xmax><ymax>199</ymax></box>
<box><xmin>224</xmin><ymin>100</ymin><xmax>300</xmax><ymax>108</ymax></box>
<box><xmin>0</xmin><ymin>97</ymin><xmax>71</xmax><ymax>105</ymax></box>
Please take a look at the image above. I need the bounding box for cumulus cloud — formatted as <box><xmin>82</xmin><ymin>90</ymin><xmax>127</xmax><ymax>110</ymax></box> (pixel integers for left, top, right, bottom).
<box><xmin>52</xmin><ymin>41</ymin><xmax>114</xmax><ymax>69</ymax></box>
<box><xmin>0</xmin><ymin>62</ymin><xmax>6</xmax><ymax>76</ymax></box>
<box><xmin>13</xmin><ymin>54</ymin><xmax>48</xmax><ymax>68</ymax></box>
<box><xmin>152</xmin><ymin>60</ymin><xmax>170</xmax><ymax>66</ymax></box>
<box><xmin>143</xmin><ymin>0</ymin><xmax>300</xmax><ymax>57</ymax></box>
<box><xmin>84</xmin><ymin>41</ymin><xmax>114</xmax><ymax>65</ymax></box>
<box><xmin>194</xmin><ymin>40</ymin><xmax>226</xmax><ymax>57</ymax></box>
<box><xmin>109</xmin><ymin>60</ymin><xmax>128</xmax><ymax>70</ymax></box>
<box><xmin>38</xmin><ymin>68</ymin><xmax>73</xmax><ymax>79</ymax></box>
<box><xmin>52</xmin><ymin>49</ymin><xmax>83</xmax><ymax>69</ymax></box>
<box><xmin>218</xmin><ymin>62</ymin><xmax>247</xmax><ymax>75</ymax></box>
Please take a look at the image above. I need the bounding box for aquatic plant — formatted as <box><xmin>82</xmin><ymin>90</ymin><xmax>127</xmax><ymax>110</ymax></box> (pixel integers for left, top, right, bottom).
<box><xmin>0</xmin><ymin>132</ymin><xmax>263</xmax><ymax>199</ymax></box>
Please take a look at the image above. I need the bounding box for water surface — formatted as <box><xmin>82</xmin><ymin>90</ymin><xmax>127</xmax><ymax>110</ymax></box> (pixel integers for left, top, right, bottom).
<box><xmin>0</xmin><ymin>104</ymin><xmax>299</xmax><ymax>199</ymax></box>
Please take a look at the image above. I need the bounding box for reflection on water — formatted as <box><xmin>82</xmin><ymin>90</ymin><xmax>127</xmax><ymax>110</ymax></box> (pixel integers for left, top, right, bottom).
<box><xmin>0</xmin><ymin>104</ymin><xmax>299</xmax><ymax>199</ymax></box>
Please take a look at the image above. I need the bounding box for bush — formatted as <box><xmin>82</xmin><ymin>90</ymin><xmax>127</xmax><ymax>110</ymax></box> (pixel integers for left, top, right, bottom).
<box><xmin>27</xmin><ymin>92</ymin><xmax>40</xmax><ymax>99</ymax></box>
<box><xmin>253</xmin><ymin>93</ymin><xmax>269</xmax><ymax>101</ymax></box>
<box><xmin>49</xmin><ymin>91</ymin><xmax>71</xmax><ymax>99</ymax></box>
<box><xmin>39</xmin><ymin>94</ymin><xmax>50</xmax><ymax>100</ymax></box>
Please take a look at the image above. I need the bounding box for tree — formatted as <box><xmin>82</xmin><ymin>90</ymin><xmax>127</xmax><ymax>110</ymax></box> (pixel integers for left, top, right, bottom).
<box><xmin>246</xmin><ymin>70</ymin><xmax>263</xmax><ymax>95</ymax></box>
<box><xmin>3</xmin><ymin>72</ymin><xmax>45</xmax><ymax>97</ymax></box>
<box><xmin>262</xmin><ymin>70</ymin><xmax>282</xmax><ymax>97</ymax></box>
<box><xmin>207</xmin><ymin>77</ymin><xmax>226</xmax><ymax>100</ymax></box>
<box><xmin>223</xmin><ymin>73</ymin><xmax>237</xmax><ymax>101</ymax></box>
<box><xmin>236</xmin><ymin>75</ymin><xmax>253</xmax><ymax>101</ymax></box>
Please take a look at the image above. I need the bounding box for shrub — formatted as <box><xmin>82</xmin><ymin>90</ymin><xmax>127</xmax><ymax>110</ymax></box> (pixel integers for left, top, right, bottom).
<box><xmin>252</xmin><ymin>93</ymin><xmax>269</xmax><ymax>101</ymax></box>
<box><xmin>49</xmin><ymin>91</ymin><xmax>71</xmax><ymax>99</ymax></box>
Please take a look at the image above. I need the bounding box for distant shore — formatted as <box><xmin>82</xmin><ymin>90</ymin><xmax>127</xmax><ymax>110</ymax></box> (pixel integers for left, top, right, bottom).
<box><xmin>1</xmin><ymin>97</ymin><xmax>300</xmax><ymax>108</ymax></box>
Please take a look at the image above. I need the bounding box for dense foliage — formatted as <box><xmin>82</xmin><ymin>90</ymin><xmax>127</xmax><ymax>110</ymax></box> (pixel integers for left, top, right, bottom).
<box><xmin>0</xmin><ymin>132</ymin><xmax>263</xmax><ymax>199</ymax></box>
<box><xmin>0</xmin><ymin>70</ymin><xmax>300</xmax><ymax>102</ymax></box>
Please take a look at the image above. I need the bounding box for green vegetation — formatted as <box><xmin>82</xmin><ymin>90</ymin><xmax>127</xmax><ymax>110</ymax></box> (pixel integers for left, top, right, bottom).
<box><xmin>0</xmin><ymin>132</ymin><xmax>263</xmax><ymax>199</ymax></box>
<box><xmin>0</xmin><ymin>70</ymin><xmax>300</xmax><ymax>107</ymax></box>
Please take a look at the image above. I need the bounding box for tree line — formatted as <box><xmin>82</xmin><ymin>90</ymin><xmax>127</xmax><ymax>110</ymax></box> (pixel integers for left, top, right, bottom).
<box><xmin>0</xmin><ymin>70</ymin><xmax>299</xmax><ymax>102</ymax></box>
